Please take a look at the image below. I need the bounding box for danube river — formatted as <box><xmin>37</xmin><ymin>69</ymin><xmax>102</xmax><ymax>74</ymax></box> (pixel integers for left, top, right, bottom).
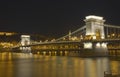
<box><xmin>0</xmin><ymin>52</ymin><xmax>120</xmax><ymax>77</ymax></box>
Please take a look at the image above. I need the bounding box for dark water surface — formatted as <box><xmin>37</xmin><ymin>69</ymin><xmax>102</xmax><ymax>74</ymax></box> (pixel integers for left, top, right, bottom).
<box><xmin>0</xmin><ymin>52</ymin><xmax>120</xmax><ymax>77</ymax></box>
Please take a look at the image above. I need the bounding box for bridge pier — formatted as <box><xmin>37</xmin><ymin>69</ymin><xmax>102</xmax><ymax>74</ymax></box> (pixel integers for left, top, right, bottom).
<box><xmin>20</xmin><ymin>47</ymin><xmax>31</xmax><ymax>53</ymax></box>
<box><xmin>83</xmin><ymin>42</ymin><xmax>108</xmax><ymax>56</ymax></box>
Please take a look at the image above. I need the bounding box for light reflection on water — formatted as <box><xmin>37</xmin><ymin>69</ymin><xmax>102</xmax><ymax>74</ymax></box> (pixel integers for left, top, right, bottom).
<box><xmin>0</xmin><ymin>52</ymin><xmax>120</xmax><ymax>77</ymax></box>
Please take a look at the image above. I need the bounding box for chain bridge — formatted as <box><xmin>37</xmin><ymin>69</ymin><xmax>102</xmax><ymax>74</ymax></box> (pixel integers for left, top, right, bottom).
<box><xmin>12</xmin><ymin>15</ymin><xmax>120</xmax><ymax>56</ymax></box>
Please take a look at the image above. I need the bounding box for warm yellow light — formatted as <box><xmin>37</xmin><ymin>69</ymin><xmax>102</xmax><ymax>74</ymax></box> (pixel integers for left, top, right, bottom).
<box><xmin>86</xmin><ymin>15</ymin><xmax>103</xmax><ymax>20</ymax></box>
<box><xmin>93</xmin><ymin>36</ymin><xmax>96</xmax><ymax>39</ymax></box>
<box><xmin>21</xmin><ymin>35</ymin><xmax>30</xmax><ymax>38</ymax></box>
<box><xmin>112</xmin><ymin>33</ymin><xmax>115</xmax><ymax>36</ymax></box>
<box><xmin>63</xmin><ymin>37</ymin><xmax>65</xmax><ymax>40</ymax></box>
<box><xmin>0</xmin><ymin>32</ymin><xmax>4</xmax><ymax>35</ymax></box>
<box><xmin>0</xmin><ymin>42</ymin><xmax>14</xmax><ymax>48</ymax></box>
<box><xmin>37</xmin><ymin>52</ymin><xmax>40</xmax><ymax>54</ymax></box>
<box><xmin>43</xmin><ymin>51</ymin><xmax>46</xmax><ymax>55</ymax></box>
<box><xmin>71</xmin><ymin>36</ymin><xmax>78</xmax><ymax>41</ymax></box>
<box><xmin>101</xmin><ymin>43</ymin><xmax>107</xmax><ymax>48</ymax></box>
<box><xmin>0</xmin><ymin>32</ymin><xmax>16</xmax><ymax>36</ymax></box>
<box><xmin>101</xmin><ymin>36</ymin><xmax>104</xmax><ymax>39</ymax></box>
<box><xmin>96</xmin><ymin>43</ymin><xmax>100</xmax><ymax>47</ymax></box>
<box><xmin>84</xmin><ymin>43</ymin><xmax>92</xmax><ymax>49</ymax></box>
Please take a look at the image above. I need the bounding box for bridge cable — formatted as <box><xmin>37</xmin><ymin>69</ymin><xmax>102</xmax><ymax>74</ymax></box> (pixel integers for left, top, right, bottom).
<box><xmin>55</xmin><ymin>25</ymin><xmax>86</xmax><ymax>41</ymax></box>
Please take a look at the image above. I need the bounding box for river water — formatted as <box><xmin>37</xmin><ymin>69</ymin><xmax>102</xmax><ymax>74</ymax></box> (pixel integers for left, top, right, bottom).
<box><xmin>0</xmin><ymin>52</ymin><xmax>120</xmax><ymax>77</ymax></box>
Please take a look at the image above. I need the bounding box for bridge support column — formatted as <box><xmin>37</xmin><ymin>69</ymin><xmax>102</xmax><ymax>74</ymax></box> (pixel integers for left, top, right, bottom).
<box><xmin>84</xmin><ymin>42</ymin><xmax>108</xmax><ymax>55</ymax></box>
<box><xmin>20</xmin><ymin>47</ymin><xmax>31</xmax><ymax>53</ymax></box>
<box><xmin>94</xmin><ymin>42</ymin><xmax>108</xmax><ymax>55</ymax></box>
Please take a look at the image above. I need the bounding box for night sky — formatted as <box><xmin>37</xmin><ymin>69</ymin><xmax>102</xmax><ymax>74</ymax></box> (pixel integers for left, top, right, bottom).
<box><xmin>0</xmin><ymin>0</ymin><xmax>120</xmax><ymax>37</ymax></box>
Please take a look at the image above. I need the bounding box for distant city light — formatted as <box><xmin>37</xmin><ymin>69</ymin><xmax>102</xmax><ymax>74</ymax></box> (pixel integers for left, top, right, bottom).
<box><xmin>0</xmin><ymin>32</ymin><xmax>16</xmax><ymax>36</ymax></box>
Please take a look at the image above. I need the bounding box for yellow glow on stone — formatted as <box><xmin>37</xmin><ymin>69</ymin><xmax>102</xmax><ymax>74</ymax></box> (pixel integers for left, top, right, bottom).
<box><xmin>86</xmin><ymin>15</ymin><xmax>103</xmax><ymax>20</ymax></box>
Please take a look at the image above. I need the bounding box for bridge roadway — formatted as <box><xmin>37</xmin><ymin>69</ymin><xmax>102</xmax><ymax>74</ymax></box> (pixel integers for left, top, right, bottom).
<box><xmin>13</xmin><ymin>38</ymin><xmax>120</xmax><ymax>48</ymax></box>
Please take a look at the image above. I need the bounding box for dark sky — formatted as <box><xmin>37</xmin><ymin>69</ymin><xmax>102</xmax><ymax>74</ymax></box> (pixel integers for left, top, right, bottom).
<box><xmin>0</xmin><ymin>0</ymin><xmax>120</xmax><ymax>37</ymax></box>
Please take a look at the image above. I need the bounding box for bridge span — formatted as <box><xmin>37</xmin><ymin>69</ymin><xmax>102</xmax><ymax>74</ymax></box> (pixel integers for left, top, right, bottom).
<box><xmin>12</xmin><ymin>15</ymin><xmax>120</xmax><ymax>56</ymax></box>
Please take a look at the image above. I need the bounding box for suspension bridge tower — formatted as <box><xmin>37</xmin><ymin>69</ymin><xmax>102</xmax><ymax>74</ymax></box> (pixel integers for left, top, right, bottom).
<box><xmin>84</xmin><ymin>15</ymin><xmax>105</xmax><ymax>39</ymax></box>
<box><xmin>83</xmin><ymin>15</ymin><xmax>108</xmax><ymax>53</ymax></box>
<box><xmin>20</xmin><ymin>35</ymin><xmax>31</xmax><ymax>53</ymax></box>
